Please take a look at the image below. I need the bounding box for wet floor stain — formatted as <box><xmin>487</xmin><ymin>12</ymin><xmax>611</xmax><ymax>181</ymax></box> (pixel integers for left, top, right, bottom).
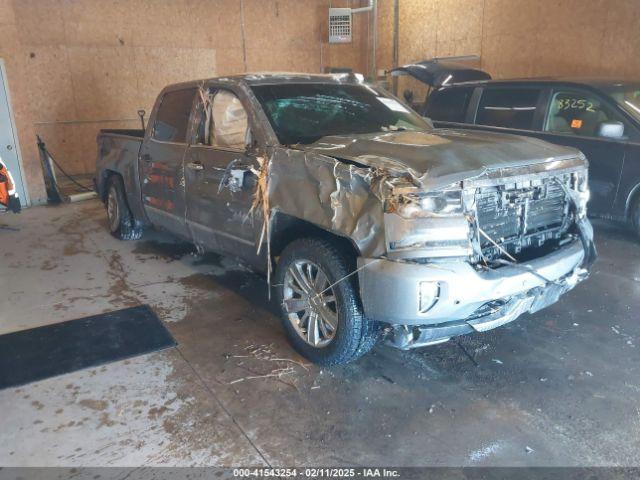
<box><xmin>4</xmin><ymin>200</ymin><xmax>640</xmax><ymax>466</ymax></box>
<box><xmin>132</xmin><ymin>240</ymin><xmax>196</xmax><ymax>262</ymax></box>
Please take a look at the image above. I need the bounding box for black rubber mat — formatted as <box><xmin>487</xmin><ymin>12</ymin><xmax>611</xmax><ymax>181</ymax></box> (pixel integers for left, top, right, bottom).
<box><xmin>0</xmin><ymin>305</ymin><xmax>176</xmax><ymax>390</ymax></box>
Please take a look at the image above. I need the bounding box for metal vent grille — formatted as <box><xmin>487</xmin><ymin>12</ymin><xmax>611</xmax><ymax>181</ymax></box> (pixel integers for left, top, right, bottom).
<box><xmin>329</xmin><ymin>8</ymin><xmax>352</xmax><ymax>43</ymax></box>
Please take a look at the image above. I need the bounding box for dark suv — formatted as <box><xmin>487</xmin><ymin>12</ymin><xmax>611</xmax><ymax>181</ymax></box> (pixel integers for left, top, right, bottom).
<box><xmin>399</xmin><ymin>61</ymin><xmax>640</xmax><ymax>236</ymax></box>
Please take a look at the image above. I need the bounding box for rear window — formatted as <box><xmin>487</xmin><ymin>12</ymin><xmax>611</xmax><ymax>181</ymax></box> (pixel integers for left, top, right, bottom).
<box><xmin>425</xmin><ymin>87</ymin><xmax>473</xmax><ymax>123</ymax></box>
<box><xmin>476</xmin><ymin>88</ymin><xmax>541</xmax><ymax>130</ymax></box>
<box><xmin>153</xmin><ymin>88</ymin><xmax>196</xmax><ymax>143</ymax></box>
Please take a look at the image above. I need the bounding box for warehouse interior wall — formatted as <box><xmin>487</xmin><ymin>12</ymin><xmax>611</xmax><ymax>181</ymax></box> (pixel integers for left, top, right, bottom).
<box><xmin>1</xmin><ymin>0</ymin><xmax>639</xmax><ymax>204</ymax></box>
<box><xmin>375</xmin><ymin>0</ymin><xmax>640</xmax><ymax>108</ymax></box>
<box><xmin>0</xmin><ymin>0</ymin><xmax>366</xmax><ymax>203</ymax></box>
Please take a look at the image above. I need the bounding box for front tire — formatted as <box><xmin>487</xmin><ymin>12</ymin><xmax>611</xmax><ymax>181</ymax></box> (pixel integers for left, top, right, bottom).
<box><xmin>106</xmin><ymin>175</ymin><xmax>143</xmax><ymax>241</ymax></box>
<box><xmin>275</xmin><ymin>237</ymin><xmax>379</xmax><ymax>366</ymax></box>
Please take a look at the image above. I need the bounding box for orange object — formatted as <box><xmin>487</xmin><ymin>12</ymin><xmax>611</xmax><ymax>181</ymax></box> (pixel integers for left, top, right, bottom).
<box><xmin>0</xmin><ymin>158</ymin><xmax>20</xmax><ymax>212</ymax></box>
<box><xmin>571</xmin><ymin>119</ymin><xmax>583</xmax><ymax>129</ymax></box>
<box><xmin>0</xmin><ymin>161</ymin><xmax>14</xmax><ymax>207</ymax></box>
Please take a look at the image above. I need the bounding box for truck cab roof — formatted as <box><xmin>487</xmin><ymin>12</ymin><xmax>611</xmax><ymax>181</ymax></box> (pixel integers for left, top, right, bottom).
<box><xmin>162</xmin><ymin>72</ymin><xmax>367</xmax><ymax>92</ymax></box>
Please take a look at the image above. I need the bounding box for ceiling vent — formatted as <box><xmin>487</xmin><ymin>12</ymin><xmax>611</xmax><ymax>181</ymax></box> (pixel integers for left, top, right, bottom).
<box><xmin>329</xmin><ymin>8</ymin><xmax>352</xmax><ymax>43</ymax></box>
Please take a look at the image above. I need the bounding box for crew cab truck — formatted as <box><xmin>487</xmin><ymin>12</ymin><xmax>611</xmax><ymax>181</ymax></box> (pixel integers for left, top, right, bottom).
<box><xmin>96</xmin><ymin>73</ymin><xmax>596</xmax><ymax>366</ymax></box>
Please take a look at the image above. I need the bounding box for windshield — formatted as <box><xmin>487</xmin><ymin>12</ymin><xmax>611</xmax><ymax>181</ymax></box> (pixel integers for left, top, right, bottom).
<box><xmin>251</xmin><ymin>83</ymin><xmax>430</xmax><ymax>145</ymax></box>
<box><xmin>601</xmin><ymin>83</ymin><xmax>640</xmax><ymax>122</ymax></box>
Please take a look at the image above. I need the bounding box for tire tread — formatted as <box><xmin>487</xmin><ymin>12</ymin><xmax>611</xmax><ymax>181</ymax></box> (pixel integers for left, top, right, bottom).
<box><xmin>107</xmin><ymin>175</ymin><xmax>143</xmax><ymax>241</ymax></box>
<box><xmin>276</xmin><ymin>237</ymin><xmax>379</xmax><ymax>366</ymax></box>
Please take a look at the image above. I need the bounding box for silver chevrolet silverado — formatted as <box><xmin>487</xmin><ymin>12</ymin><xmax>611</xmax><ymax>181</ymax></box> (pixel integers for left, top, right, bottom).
<box><xmin>95</xmin><ymin>73</ymin><xmax>596</xmax><ymax>365</ymax></box>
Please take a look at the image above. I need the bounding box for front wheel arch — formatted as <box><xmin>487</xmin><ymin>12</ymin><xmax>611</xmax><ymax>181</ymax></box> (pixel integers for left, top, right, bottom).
<box><xmin>269</xmin><ymin>213</ymin><xmax>361</xmax><ymax>264</ymax></box>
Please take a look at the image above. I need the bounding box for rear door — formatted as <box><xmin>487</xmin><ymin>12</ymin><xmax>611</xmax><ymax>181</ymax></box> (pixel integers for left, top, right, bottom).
<box><xmin>140</xmin><ymin>87</ymin><xmax>197</xmax><ymax>237</ymax></box>
<box><xmin>538</xmin><ymin>88</ymin><xmax>628</xmax><ymax>214</ymax></box>
<box><xmin>424</xmin><ymin>86</ymin><xmax>476</xmax><ymax>125</ymax></box>
<box><xmin>184</xmin><ymin>86</ymin><xmax>261</xmax><ymax>261</ymax></box>
<box><xmin>473</xmin><ymin>86</ymin><xmax>546</xmax><ymax>132</ymax></box>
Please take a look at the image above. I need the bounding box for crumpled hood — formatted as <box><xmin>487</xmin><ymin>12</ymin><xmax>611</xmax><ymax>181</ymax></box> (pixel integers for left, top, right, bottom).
<box><xmin>302</xmin><ymin>129</ymin><xmax>584</xmax><ymax>189</ymax></box>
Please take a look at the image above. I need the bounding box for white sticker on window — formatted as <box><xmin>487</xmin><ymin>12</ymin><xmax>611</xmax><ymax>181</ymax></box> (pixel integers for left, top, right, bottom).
<box><xmin>377</xmin><ymin>97</ymin><xmax>410</xmax><ymax>113</ymax></box>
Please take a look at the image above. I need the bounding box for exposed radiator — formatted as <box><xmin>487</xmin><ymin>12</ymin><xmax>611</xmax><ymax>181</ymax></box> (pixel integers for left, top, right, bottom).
<box><xmin>475</xmin><ymin>177</ymin><xmax>570</xmax><ymax>259</ymax></box>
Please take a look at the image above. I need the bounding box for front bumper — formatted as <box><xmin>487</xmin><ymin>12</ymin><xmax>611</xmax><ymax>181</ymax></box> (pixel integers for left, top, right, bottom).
<box><xmin>358</xmin><ymin>238</ymin><xmax>590</xmax><ymax>344</ymax></box>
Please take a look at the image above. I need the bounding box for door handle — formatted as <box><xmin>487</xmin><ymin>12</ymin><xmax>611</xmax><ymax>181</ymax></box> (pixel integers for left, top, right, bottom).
<box><xmin>141</xmin><ymin>153</ymin><xmax>152</xmax><ymax>163</ymax></box>
<box><xmin>6</xmin><ymin>145</ymin><xmax>12</xmax><ymax>151</ymax></box>
<box><xmin>187</xmin><ymin>161</ymin><xmax>204</xmax><ymax>171</ymax></box>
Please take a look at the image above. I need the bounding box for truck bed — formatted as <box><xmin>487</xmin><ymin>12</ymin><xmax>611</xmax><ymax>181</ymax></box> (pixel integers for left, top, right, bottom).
<box><xmin>95</xmin><ymin>129</ymin><xmax>145</xmax><ymax>219</ymax></box>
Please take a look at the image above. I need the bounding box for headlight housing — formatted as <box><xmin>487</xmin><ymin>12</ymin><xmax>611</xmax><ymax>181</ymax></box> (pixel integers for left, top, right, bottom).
<box><xmin>384</xmin><ymin>187</ymin><xmax>471</xmax><ymax>259</ymax></box>
<box><xmin>390</xmin><ymin>189</ymin><xmax>463</xmax><ymax>219</ymax></box>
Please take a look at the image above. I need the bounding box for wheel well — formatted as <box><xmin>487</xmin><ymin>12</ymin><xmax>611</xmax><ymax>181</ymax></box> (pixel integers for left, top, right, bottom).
<box><xmin>270</xmin><ymin>213</ymin><xmax>361</xmax><ymax>265</ymax></box>
<box><xmin>99</xmin><ymin>169</ymin><xmax>121</xmax><ymax>202</ymax></box>
<box><xmin>625</xmin><ymin>183</ymin><xmax>640</xmax><ymax>220</ymax></box>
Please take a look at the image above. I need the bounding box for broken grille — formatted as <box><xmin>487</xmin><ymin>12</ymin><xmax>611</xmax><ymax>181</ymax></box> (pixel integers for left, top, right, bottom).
<box><xmin>475</xmin><ymin>177</ymin><xmax>570</xmax><ymax>259</ymax></box>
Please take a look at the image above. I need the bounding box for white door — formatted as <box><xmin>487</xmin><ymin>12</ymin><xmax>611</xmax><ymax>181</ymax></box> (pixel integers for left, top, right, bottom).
<box><xmin>0</xmin><ymin>61</ymin><xmax>27</xmax><ymax>204</ymax></box>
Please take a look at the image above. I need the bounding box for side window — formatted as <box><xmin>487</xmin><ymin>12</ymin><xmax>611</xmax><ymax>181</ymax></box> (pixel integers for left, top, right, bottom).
<box><xmin>212</xmin><ymin>91</ymin><xmax>249</xmax><ymax>150</ymax></box>
<box><xmin>425</xmin><ymin>87</ymin><xmax>473</xmax><ymax>123</ymax></box>
<box><xmin>153</xmin><ymin>88</ymin><xmax>196</xmax><ymax>143</ymax></box>
<box><xmin>544</xmin><ymin>90</ymin><xmax>625</xmax><ymax>138</ymax></box>
<box><xmin>195</xmin><ymin>89</ymin><xmax>249</xmax><ymax>150</ymax></box>
<box><xmin>476</xmin><ymin>88</ymin><xmax>541</xmax><ymax>130</ymax></box>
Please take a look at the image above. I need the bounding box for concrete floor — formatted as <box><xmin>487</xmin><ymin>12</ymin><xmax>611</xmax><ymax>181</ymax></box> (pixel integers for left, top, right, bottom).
<box><xmin>0</xmin><ymin>199</ymin><xmax>639</xmax><ymax>467</ymax></box>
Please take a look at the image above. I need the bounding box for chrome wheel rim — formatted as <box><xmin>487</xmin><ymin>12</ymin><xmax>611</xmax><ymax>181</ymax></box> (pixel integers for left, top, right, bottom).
<box><xmin>282</xmin><ymin>260</ymin><xmax>338</xmax><ymax>348</ymax></box>
<box><xmin>107</xmin><ymin>187</ymin><xmax>120</xmax><ymax>233</ymax></box>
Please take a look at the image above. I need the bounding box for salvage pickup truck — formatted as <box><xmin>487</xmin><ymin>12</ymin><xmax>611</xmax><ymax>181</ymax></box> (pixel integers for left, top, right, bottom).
<box><xmin>96</xmin><ymin>73</ymin><xmax>596</xmax><ymax>365</ymax></box>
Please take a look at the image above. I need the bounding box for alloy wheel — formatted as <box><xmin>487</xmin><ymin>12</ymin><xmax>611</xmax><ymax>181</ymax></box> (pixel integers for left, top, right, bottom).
<box><xmin>282</xmin><ymin>260</ymin><xmax>338</xmax><ymax>348</ymax></box>
<box><xmin>107</xmin><ymin>186</ymin><xmax>120</xmax><ymax>233</ymax></box>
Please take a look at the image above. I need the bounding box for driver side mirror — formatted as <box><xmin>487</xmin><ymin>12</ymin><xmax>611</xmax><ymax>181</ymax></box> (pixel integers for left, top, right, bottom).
<box><xmin>598</xmin><ymin>121</ymin><xmax>624</xmax><ymax>139</ymax></box>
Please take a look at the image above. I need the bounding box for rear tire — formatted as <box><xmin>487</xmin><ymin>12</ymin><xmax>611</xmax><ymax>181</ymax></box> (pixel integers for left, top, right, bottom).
<box><xmin>275</xmin><ymin>237</ymin><xmax>380</xmax><ymax>366</ymax></box>
<box><xmin>106</xmin><ymin>175</ymin><xmax>143</xmax><ymax>241</ymax></box>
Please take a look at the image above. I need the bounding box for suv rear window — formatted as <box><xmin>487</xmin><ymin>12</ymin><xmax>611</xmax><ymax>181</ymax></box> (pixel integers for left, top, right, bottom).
<box><xmin>153</xmin><ymin>88</ymin><xmax>196</xmax><ymax>143</ymax></box>
<box><xmin>476</xmin><ymin>88</ymin><xmax>541</xmax><ymax>130</ymax></box>
<box><xmin>424</xmin><ymin>87</ymin><xmax>473</xmax><ymax>123</ymax></box>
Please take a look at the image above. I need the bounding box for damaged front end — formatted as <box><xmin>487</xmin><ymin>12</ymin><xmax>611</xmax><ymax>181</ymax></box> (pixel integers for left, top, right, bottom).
<box><xmin>245</xmin><ymin>77</ymin><xmax>595</xmax><ymax>351</ymax></box>
<box><xmin>357</xmin><ymin>156</ymin><xmax>596</xmax><ymax>350</ymax></box>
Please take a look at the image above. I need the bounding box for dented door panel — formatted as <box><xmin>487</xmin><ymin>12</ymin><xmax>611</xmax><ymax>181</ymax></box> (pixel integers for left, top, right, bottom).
<box><xmin>140</xmin><ymin>139</ymin><xmax>189</xmax><ymax>237</ymax></box>
<box><xmin>184</xmin><ymin>145</ymin><xmax>259</xmax><ymax>257</ymax></box>
<box><xmin>139</xmin><ymin>86</ymin><xmax>198</xmax><ymax>238</ymax></box>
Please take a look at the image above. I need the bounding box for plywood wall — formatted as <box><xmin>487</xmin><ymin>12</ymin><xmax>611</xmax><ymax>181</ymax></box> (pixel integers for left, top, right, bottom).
<box><xmin>376</xmin><ymin>0</ymin><xmax>640</xmax><ymax>103</ymax></box>
<box><xmin>0</xmin><ymin>0</ymin><xmax>46</xmax><ymax>204</ymax></box>
<box><xmin>2</xmin><ymin>0</ymin><xmax>639</xmax><ymax>203</ymax></box>
<box><xmin>0</xmin><ymin>0</ymin><xmax>368</xmax><ymax>203</ymax></box>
